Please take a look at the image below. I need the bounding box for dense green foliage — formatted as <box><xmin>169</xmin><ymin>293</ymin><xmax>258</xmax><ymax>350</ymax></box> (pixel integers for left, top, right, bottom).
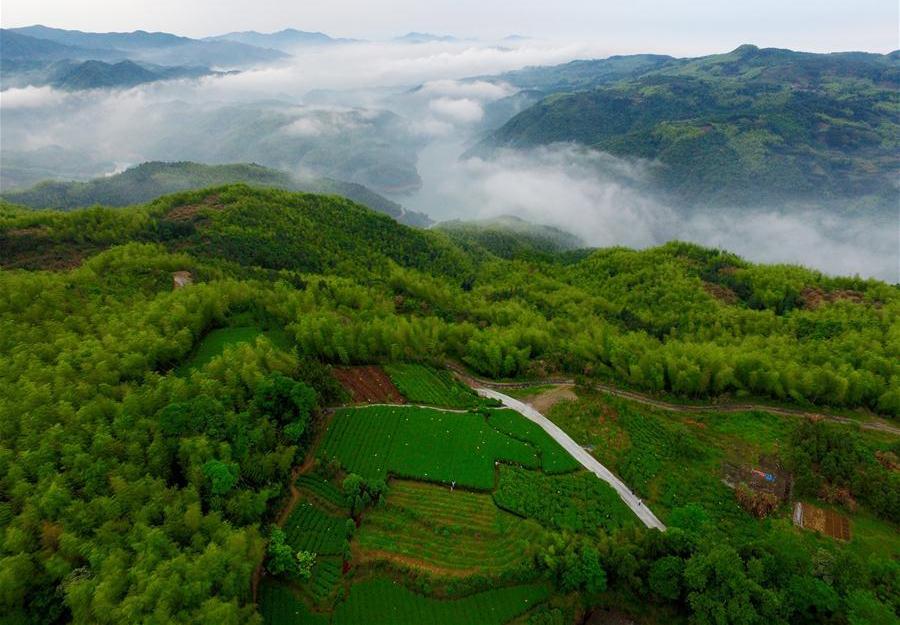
<box><xmin>435</xmin><ymin>215</ymin><xmax>586</xmax><ymax>261</ymax></box>
<box><xmin>483</xmin><ymin>46</ymin><xmax>900</xmax><ymax>208</ymax></box>
<box><xmin>493</xmin><ymin>466</ymin><xmax>635</xmax><ymax>533</ymax></box>
<box><xmin>384</xmin><ymin>363</ymin><xmax>479</xmax><ymax>408</ymax></box>
<box><xmin>787</xmin><ymin>420</ymin><xmax>899</xmax><ymax>523</ymax></box>
<box><xmin>0</xmin><ymin>186</ymin><xmax>896</xmax><ymax>624</ymax></box>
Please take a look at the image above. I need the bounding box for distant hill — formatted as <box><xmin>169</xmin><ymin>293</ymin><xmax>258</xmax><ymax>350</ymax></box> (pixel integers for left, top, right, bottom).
<box><xmin>2</xmin><ymin>161</ymin><xmax>433</xmax><ymax>227</ymax></box>
<box><xmin>0</xmin><ymin>29</ymin><xmax>124</xmax><ymax>61</ymax></box>
<box><xmin>435</xmin><ymin>215</ymin><xmax>585</xmax><ymax>260</ymax></box>
<box><xmin>1</xmin><ymin>57</ymin><xmax>223</xmax><ymax>90</ymax></box>
<box><xmin>477</xmin><ymin>45</ymin><xmax>900</xmax><ymax>209</ymax></box>
<box><xmin>394</xmin><ymin>33</ymin><xmax>459</xmax><ymax>44</ymax></box>
<box><xmin>204</xmin><ymin>29</ymin><xmax>350</xmax><ymax>50</ymax></box>
<box><xmin>4</xmin><ymin>25</ymin><xmax>287</xmax><ymax>68</ymax></box>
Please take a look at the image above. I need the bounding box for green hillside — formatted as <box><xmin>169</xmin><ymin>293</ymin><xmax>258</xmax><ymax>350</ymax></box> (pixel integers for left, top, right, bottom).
<box><xmin>435</xmin><ymin>215</ymin><xmax>586</xmax><ymax>260</ymax></box>
<box><xmin>2</xmin><ymin>161</ymin><xmax>433</xmax><ymax>226</ymax></box>
<box><xmin>0</xmin><ymin>187</ymin><xmax>897</xmax><ymax>624</ymax></box>
<box><xmin>481</xmin><ymin>45</ymin><xmax>900</xmax><ymax>208</ymax></box>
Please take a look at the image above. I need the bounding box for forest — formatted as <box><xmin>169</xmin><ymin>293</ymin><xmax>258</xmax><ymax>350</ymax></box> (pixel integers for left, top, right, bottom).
<box><xmin>0</xmin><ymin>185</ymin><xmax>897</xmax><ymax>624</ymax></box>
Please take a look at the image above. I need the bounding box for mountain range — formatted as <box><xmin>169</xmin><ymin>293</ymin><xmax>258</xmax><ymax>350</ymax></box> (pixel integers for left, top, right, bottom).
<box><xmin>477</xmin><ymin>45</ymin><xmax>900</xmax><ymax>210</ymax></box>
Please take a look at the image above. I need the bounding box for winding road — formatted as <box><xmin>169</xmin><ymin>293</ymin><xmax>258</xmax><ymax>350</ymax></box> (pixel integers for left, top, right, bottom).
<box><xmin>448</xmin><ymin>364</ymin><xmax>900</xmax><ymax>437</ymax></box>
<box><xmin>477</xmin><ymin>387</ymin><xmax>667</xmax><ymax>531</ymax></box>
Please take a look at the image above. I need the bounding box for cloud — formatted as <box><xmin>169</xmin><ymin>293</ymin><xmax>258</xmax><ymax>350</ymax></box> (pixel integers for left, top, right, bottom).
<box><xmin>0</xmin><ymin>86</ymin><xmax>68</xmax><ymax>109</ymax></box>
<box><xmin>428</xmin><ymin>97</ymin><xmax>484</xmax><ymax>123</ymax></box>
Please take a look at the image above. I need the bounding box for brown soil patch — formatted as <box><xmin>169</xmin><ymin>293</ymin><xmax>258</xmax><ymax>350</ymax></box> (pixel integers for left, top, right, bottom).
<box><xmin>332</xmin><ymin>365</ymin><xmax>405</xmax><ymax>404</ymax></box>
<box><xmin>795</xmin><ymin>502</ymin><xmax>851</xmax><ymax>540</ymax></box>
<box><xmin>6</xmin><ymin>226</ymin><xmax>49</xmax><ymax>237</ymax></box>
<box><xmin>723</xmin><ymin>455</ymin><xmax>790</xmax><ymax>500</ymax></box>
<box><xmin>164</xmin><ymin>194</ymin><xmax>223</xmax><ymax>222</ymax></box>
<box><xmin>800</xmin><ymin>286</ymin><xmax>866</xmax><ymax>310</ymax></box>
<box><xmin>0</xmin><ymin>239</ymin><xmax>99</xmax><ymax>271</ymax></box>
<box><xmin>703</xmin><ymin>281</ymin><xmax>739</xmax><ymax>304</ymax></box>
<box><xmin>526</xmin><ymin>385</ymin><xmax>577</xmax><ymax>413</ymax></box>
<box><xmin>352</xmin><ymin>545</ymin><xmax>478</xmax><ymax>578</ymax></box>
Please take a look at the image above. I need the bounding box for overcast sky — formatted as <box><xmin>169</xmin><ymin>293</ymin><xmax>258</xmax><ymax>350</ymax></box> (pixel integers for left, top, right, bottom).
<box><xmin>3</xmin><ymin>0</ymin><xmax>898</xmax><ymax>54</ymax></box>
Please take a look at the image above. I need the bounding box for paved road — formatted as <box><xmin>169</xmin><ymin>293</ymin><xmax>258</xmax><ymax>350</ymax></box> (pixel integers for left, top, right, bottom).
<box><xmin>477</xmin><ymin>387</ymin><xmax>667</xmax><ymax>531</ymax></box>
<box><xmin>447</xmin><ymin>363</ymin><xmax>900</xmax><ymax>437</ymax></box>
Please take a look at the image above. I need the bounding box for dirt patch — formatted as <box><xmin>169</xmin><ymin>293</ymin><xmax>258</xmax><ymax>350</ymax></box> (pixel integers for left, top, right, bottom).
<box><xmin>525</xmin><ymin>385</ymin><xmax>578</xmax><ymax>413</ymax></box>
<box><xmin>703</xmin><ymin>281</ymin><xmax>739</xmax><ymax>304</ymax></box>
<box><xmin>800</xmin><ymin>286</ymin><xmax>867</xmax><ymax>310</ymax></box>
<box><xmin>332</xmin><ymin>365</ymin><xmax>405</xmax><ymax>404</ymax></box>
<box><xmin>0</xmin><ymin>238</ymin><xmax>99</xmax><ymax>271</ymax></box>
<box><xmin>793</xmin><ymin>502</ymin><xmax>851</xmax><ymax>540</ymax></box>
<box><xmin>586</xmin><ymin>609</ymin><xmax>636</xmax><ymax>625</ymax></box>
<box><xmin>723</xmin><ymin>455</ymin><xmax>791</xmax><ymax>501</ymax></box>
<box><xmin>164</xmin><ymin>194</ymin><xmax>223</xmax><ymax>222</ymax></box>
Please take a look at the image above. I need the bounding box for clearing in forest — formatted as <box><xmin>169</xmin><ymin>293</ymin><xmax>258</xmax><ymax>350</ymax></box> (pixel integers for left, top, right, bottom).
<box><xmin>355</xmin><ymin>480</ymin><xmax>543</xmax><ymax>576</ymax></box>
<box><xmin>318</xmin><ymin>405</ymin><xmax>540</xmax><ymax>489</ymax></box>
<box><xmin>178</xmin><ymin>325</ymin><xmax>292</xmax><ymax>373</ymax></box>
<box><xmin>332</xmin><ymin>365</ymin><xmax>406</xmax><ymax>404</ymax></box>
<box><xmin>384</xmin><ymin>363</ymin><xmax>478</xmax><ymax>408</ymax></box>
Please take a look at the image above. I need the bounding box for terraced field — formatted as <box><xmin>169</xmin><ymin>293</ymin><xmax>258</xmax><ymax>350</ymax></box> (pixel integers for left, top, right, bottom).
<box><xmin>296</xmin><ymin>474</ymin><xmax>349</xmax><ymax>512</ymax></box>
<box><xmin>332</xmin><ymin>578</ymin><xmax>550</xmax><ymax>625</ymax></box>
<box><xmin>356</xmin><ymin>480</ymin><xmax>542</xmax><ymax>575</ymax></box>
<box><xmin>319</xmin><ymin>406</ymin><xmax>540</xmax><ymax>489</ymax></box>
<box><xmin>283</xmin><ymin>500</ymin><xmax>350</xmax><ymax>556</ymax></box>
<box><xmin>258</xmin><ymin>581</ymin><xmax>330</xmax><ymax>625</ymax></box>
<box><xmin>385</xmin><ymin>363</ymin><xmax>478</xmax><ymax>408</ymax></box>
<box><xmin>487</xmin><ymin>409</ymin><xmax>581</xmax><ymax>474</ymax></box>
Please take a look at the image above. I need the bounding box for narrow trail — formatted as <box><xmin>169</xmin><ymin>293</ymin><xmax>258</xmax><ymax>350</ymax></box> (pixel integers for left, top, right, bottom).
<box><xmin>447</xmin><ymin>363</ymin><xmax>900</xmax><ymax>437</ymax></box>
<box><xmin>477</xmin><ymin>388</ymin><xmax>667</xmax><ymax>531</ymax></box>
<box><xmin>251</xmin><ymin>411</ymin><xmax>334</xmax><ymax>604</ymax></box>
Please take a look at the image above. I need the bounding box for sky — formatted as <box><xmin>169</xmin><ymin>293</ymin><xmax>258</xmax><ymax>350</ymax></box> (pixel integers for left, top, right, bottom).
<box><xmin>3</xmin><ymin>0</ymin><xmax>898</xmax><ymax>54</ymax></box>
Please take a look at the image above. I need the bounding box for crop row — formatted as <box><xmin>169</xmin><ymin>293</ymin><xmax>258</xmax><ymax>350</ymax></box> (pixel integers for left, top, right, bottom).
<box><xmin>385</xmin><ymin>363</ymin><xmax>477</xmax><ymax>408</ymax></box>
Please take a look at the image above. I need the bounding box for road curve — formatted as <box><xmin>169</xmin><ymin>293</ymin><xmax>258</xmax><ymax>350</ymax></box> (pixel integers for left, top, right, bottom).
<box><xmin>477</xmin><ymin>387</ymin><xmax>667</xmax><ymax>531</ymax></box>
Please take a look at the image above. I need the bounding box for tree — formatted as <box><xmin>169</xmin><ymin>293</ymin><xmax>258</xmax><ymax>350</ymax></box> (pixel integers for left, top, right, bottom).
<box><xmin>266</xmin><ymin>528</ymin><xmax>295</xmax><ymax>576</ymax></box>
<box><xmin>650</xmin><ymin>555</ymin><xmax>684</xmax><ymax>602</ymax></box>
<box><xmin>203</xmin><ymin>460</ymin><xmax>239</xmax><ymax>496</ymax></box>
<box><xmin>342</xmin><ymin>474</ymin><xmax>388</xmax><ymax>516</ymax></box>
<box><xmin>295</xmin><ymin>551</ymin><xmax>316</xmax><ymax>580</ymax></box>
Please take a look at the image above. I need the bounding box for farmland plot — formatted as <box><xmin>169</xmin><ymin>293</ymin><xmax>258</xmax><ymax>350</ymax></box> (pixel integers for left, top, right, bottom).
<box><xmin>385</xmin><ymin>363</ymin><xmax>478</xmax><ymax>408</ymax></box>
<box><xmin>319</xmin><ymin>406</ymin><xmax>539</xmax><ymax>489</ymax></box>
<box><xmin>332</xmin><ymin>365</ymin><xmax>405</xmax><ymax>404</ymax></box>
<box><xmin>487</xmin><ymin>409</ymin><xmax>580</xmax><ymax>474</ymax></box>
<box><xmin>356</xmin><ymin>480</ymin><xmax>542</xmax><ymax>576</ymax></box>
<box><xmin>258</xmin><ymin>580</ymin><xmax>330</xmax><ymax>625</ymax></box>
<box><xmin>332</xmin><ymin>577</ymin><xmax>549</xmax><ymax>625</ymax></box>
<box><xmin>283</xmin><ymin>501</ymin><xmax>350</xmax><ymax>556</ymax></box>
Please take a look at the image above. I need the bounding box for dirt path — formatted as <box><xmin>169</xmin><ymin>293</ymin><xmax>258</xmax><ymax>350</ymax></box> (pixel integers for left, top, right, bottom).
<box><xmin>478</xmin><ymin>388</ymin><xmax>667</xmax><ymax>531</ymax></box>
<box><xmin>251</xmin><ymin>411</ymin><xmax>335</xmax><ymax>603</ymax></box>
<box><xmin>446</xmin><ymin>363</ymin><xmax>900</xmax><ymax>436</ymax></box>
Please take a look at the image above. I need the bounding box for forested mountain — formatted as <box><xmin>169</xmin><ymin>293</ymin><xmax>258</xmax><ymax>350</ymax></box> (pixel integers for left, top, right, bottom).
<box><xmin>3</xmin><ymin>25</ymin><xmax>287</xmax><ymax>67</ymax></box>
<box><xmin>478</xmin><ymin>45</ymin><xmax>900</xmax><ymax>209</ymax></box>
<box><xmin>0</xmin><ymin>185</ymin><xmax>897</xmax><ymax>624</ymax></box>
<box><xmin>1</xmin><ymin>162</ymin><xmax>432</xmax><ymax>226</ymax></box>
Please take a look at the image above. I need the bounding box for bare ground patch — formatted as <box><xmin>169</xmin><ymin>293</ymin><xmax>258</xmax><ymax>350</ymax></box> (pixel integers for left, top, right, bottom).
<box><xmin>332</xmin><ymin>365</ymin><xmax>405</xmax><ymax>404</ymax></box>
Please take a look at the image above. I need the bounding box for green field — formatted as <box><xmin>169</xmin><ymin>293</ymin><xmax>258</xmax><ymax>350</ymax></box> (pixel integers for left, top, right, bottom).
<box><xmin>258</xmin><ymin>580</ymin><xmax>331</xmax><ymax>625</ymax></box>
<box><xmin>332</xmin><ymin>578</ymin><xmax>550</xmax><ymax>625</ymax></box>
<box><xmin>487</xmin><ymin>409</ymin><xmax>581</xmax><ymax>474</ymax></box>
<box><xmin>319</xmin><ymin>406</ymin><xmax>540</xmax><ymax>489</ymax></box>
<box><xmin>178</xmin><ymin>325</ymin><xmax>292</xmax><ymax>372</ymax></box>
<box><xmin>493</xmin><ymin>466</ymin><xmax>636</xmax><ymax>533</ymax></box>
<box><xmin>356</xmin><ymin>480</ymin><xmax>543</xmax><ymax>575</ymax></box>
<box><xmin>384</xmin><ymin>363</ymin><xmax>478</xmax><ymax>408</ymax></box>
